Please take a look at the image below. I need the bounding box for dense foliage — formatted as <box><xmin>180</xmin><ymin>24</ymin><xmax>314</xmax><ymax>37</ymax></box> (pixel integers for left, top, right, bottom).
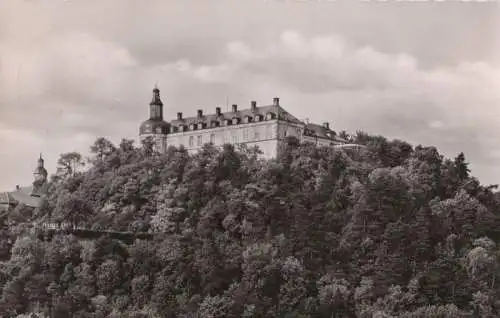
<box><xmin>2</xmin><ymin>133</ymin><xmax>500</xmax><ymax>317</ymax></box>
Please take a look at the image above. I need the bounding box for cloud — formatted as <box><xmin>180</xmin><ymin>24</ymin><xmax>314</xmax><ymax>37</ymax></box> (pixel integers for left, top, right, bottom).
<box><xmin>204</xmin><ymin>31</ymin><xmax>499</xmax><ymax>184</ymax></box>
<box><xmin>0</xmin><ymin>1</ymin><xmax>498</xmax><ymax>190</ymax></box>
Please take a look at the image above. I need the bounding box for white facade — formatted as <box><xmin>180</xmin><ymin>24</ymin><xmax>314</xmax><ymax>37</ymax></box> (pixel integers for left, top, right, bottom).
<box><xmin>165</xmin><ymin>120</ymin><xmax>279</xmax><ymax>158</ymax></box>
<box><xmin>139</xmin><ymin>88</ymin><xmax>349</xmax><ymax>158</ymax></box>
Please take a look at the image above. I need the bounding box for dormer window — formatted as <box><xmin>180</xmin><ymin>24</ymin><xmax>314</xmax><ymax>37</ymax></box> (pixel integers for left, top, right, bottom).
<box><xmin>211</xmin><ymin>121</ymin><xmax>220</xmax><ymax>128</ymax></box>
<box><xmin>266</xmin><ymin>112</ymin><xmax>275</xmax><ymax>120</ymax></box>
<box><xmin>224</xmin><ymin>119</ymin><xmax>231</xmax><ymax>126</ymax></box>
<box><xmin>197</xmin><ymin>123</ymin><xmax>204</xmax><ymax>130</ymax></box>
<box><xmin>189</xmin><ymin>124</ymin><xmax>195</xmax><ymax>130</ymax></box>
<box><xmin>232</xmin><ymin>117</ymin><xmax>240</xmax><ymax>125</ymax></box>
<box><xmin>254</xmin><ymin>114</ymin><xmax>262</xmax><ymax>122</ymax></box>
<box><xmin>244</xmin><ymin>115</ymin><xmax>252</xmax><ymax>123</ymax></box>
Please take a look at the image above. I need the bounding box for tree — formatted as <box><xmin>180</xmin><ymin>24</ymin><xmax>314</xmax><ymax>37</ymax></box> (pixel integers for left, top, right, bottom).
<box><xmin>141</xmin><ymin>137</ymin><xmax>155</xmax><ymax>157</ymax></box>
<box><xmin>454</xmin><ymin>152</ymin><xmax>470</xmax><ymax>181</ymax></box>
<box><xmin>338</xmin><ymin>130</ymin><xmax>352</xmax><ymax>142</ymax></box>
<box><xmin>90</xmin><ymin>137</ymin><xmax>116</xmax><ymax>161</ymax></box>
<box><xmin>53</xmin><ymin>191</ymin><xmax>93</xmax><ymax>227</ymax></box>
<box><xmin>56</xmin><ymin>152</ymin><xmax>85</xmax><ymax>179</ymax></box>
<box><xmin>7</xmin><ymin>127</ymin><xmax>500</xmax><ymax>317</ymax></box>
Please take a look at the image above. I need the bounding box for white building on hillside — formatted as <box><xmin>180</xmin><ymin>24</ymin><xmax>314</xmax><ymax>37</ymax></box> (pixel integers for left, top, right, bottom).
<box><xmin>139</xmin><ymin>86</ymin><xmax>349</xmax><ymax>158</ymax></box>
<box><xmin>0</xmin><ymin>155</ymin><xmax>49</xmax><ymax>213</ymax></box>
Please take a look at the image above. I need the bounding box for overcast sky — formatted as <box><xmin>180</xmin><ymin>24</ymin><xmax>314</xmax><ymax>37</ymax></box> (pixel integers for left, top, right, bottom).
<box><xmin>1</xmin><ymin>0</ymin><xmax>499</xmax><ymax>191</ymax></box>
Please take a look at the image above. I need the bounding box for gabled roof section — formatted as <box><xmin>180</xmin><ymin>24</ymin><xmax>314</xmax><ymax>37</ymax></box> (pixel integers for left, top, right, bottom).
<box><xmin>169</xmin><ymin>103</ymin><xmax>304</xmax><ymax>127</ymax></box>
<box><xmin>305</xmin><ymin>123</ymin><xmax>348</xmax><ymax>143</ymax></box>
<box><xmin>275</xmin><ymin>105</ymin><xmax>303</xmax><ymax>125</ymax></box>
<box><xmin>0</xmin><ymin>186</ymin><xmax>42</xmax><ymax>209</ymax></box>
<box><xmin>165</xmin><ymin>99</ymin><xmax>349</xmax><ymax>144</ymax></box>
<box><xmin>9</xmin><ymin>186</ymin><xmax>41</xmax><ymax>208</ymax></box>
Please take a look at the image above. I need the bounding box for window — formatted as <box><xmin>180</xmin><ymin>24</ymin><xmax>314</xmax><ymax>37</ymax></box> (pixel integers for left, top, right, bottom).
<box><xmin>210</xmin><ymin>133</ymin><xmax>216</xmax><ymax>144</ymax></box>
<box><xmin>243</xmin><ymin>129</ymin><xmax>248</xmax><ymax>141</ymax></box>
<box><xmin>266</xmin><ymin>126</ymin><xmax>272</xmax><ymax>139</ymax></box>
<box><xmin>197</xmin><ymin>135</ymin><xmax>203</xmax><ymax>146</ymax></box>
<box><xmin>232</xmin><ymin>134</ymin><xmax>238</xmax><ymax>143</ymax></box>
<box><xmin>189</xmin><ymin>136</ymin><xmax>194</xmax><ymax>147</ymax></box>
<box><xmin>254</xmin><ymin>131</ymin><xmax>260</xmax><ymax>140</ymax></box>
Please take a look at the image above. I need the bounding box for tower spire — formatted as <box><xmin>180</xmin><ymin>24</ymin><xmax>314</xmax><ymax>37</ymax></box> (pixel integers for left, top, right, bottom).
<box><xmin>150</xmin><ymin>84</ymin><xmax>162</xmax><ymax>104</ymax></box>
<box><xmin>149</xmin><ymin>84</ymin><xmax>163</xmax><ymax>120</ymax></box>
<box><xmin>38</xmin><ymin>153</ymin><xmax>44</xmax><ymax>167</ymax></box>
<box><xmin>32</xmin><ymin>152</ymin><xmax>48</xmax><ymax>196</ymax></box>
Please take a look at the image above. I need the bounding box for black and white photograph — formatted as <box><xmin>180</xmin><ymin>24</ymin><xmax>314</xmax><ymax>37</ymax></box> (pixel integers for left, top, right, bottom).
<box><xmin>0</xmin><ymin>0</ymin><xmax>499</xmax><ymax>317</ymax></box>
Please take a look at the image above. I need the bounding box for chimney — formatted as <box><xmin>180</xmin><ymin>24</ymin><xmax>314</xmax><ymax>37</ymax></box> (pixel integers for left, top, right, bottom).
<box><xmin>177</xmin><ymin>112</ymin><xmax>183</xmax><ymax>120</ymax></box>
<box><xmin>197</xmin><ymin>109</ymin><xmax>203</xmax><ymax>118</ymax></box>
<box><xmin>232</xmin><ymin>104</ymin><xmax>238</xmax><ymax>112</ymax></box>
<box><xmin>250</xmin><ymin>100</ymin><xmax>257</xmax><ymax>110</ymax></box>
<box><xmin>16</xmin><ymin>185</ymin><xmax>20</xmax><ymax>190</ymax></box>
<box><xmin>216</xmin><ymin>107</ymin><xmax>222</xmax><ymax>116</ymax></box>
<box><xmin>323</xmin><ymin>122</ymin><xmax>330</xmax><ymax>130</ymax></box>
<box><xmin>273</xmin><ymin>97</ymin><xmax>280</xmax><ymax>106</ymax></box>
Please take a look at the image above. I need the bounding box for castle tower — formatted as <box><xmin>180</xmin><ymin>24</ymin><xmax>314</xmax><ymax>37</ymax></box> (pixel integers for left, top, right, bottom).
<box><xmin>150</xmin><ymin>84</ymin><xmax>163</xmax><ymax>120</ymax></box>
<box><xmin>32</xmin><ymin>153</ymin><xmax>48</xmax><ymax>197</ymax></box>
<box><xmin>139</xmin><ymin>85</ymin><xmax>170</xmax><ymax>154</ymax></box>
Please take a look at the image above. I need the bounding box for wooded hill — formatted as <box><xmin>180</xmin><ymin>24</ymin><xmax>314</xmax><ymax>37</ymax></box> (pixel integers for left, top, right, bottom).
<box><xmin>2</xmin><ymin>132</ymin><xmax>500</xmax><ymax>317</ymax></box>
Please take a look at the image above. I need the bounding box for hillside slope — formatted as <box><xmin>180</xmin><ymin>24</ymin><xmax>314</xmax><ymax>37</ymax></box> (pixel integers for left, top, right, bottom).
<box><xmin>1</xmin><ymin>134</ymin><xmax>500</xmax><ymax>317</ymax></box>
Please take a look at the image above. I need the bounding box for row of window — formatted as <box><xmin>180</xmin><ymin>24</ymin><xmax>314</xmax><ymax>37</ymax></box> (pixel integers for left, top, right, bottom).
<box><xmin>172</xmin><ymin>112</ymin><xmax>276</xmax><ymax>134</ymax></box>
<box><xmin>187</xmin><ymin>126</ymin><xmax>275</xmax><ymax>147</ymax></box>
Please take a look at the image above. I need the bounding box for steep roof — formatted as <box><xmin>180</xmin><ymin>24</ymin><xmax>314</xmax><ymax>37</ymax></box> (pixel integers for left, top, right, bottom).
<box><xmin>168</xmin><ymin>102</ymin><xmax>348</xmax><ymax>144</ymax></box>
<box><xmin>0</xmin><ymin>186</ymin><xmax>42</xmax><ymax>209</ymax></box>
<box><xmin>305</xmin><ymin>123</ymin><xmax>348</xmax><ymax>143</ymax></box>
<box><xmin>170</xmin><ymin>104</ymin><xmax>303</xmax><ymax>126</ymax></box>
<box><xmin>10</xmin><ymin>186</ymin><xmax>42</xmax><ymax>207</ymax></box>
<box><xmin>0</xmin><ymin>192</ymin><xmax>14</xmax><ymax>213</ymax></box>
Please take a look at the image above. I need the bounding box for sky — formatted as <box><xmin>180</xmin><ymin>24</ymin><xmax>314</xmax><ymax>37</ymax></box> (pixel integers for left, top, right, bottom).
<box><xmin>0</xmin><ymin>0</ymin><xmax>499</xmax><ymax>191</ymax></box>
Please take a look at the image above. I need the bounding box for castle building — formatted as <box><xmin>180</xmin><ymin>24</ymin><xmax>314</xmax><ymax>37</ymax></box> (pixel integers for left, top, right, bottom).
<box><xmin>139</xmin><ymin>86</ymin><xmax>349</xmax><ymax>158</ymax></box>
<box><xmin>0</xmin><ymin>154</ymin><xmax>49</xmax><ymax>213</ymax></box>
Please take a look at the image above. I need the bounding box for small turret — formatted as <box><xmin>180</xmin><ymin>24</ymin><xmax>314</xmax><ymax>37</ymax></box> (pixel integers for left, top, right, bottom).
<box><xmin>37</xmin><ymin>153</ymin><xmax>44</xmax><ymax>168</ymax></box>
<box><xmin>149</xmin><ymin>84</ymin><xmax>164</xmax><ymax>120</ymax></box>
<box><xmin>140</xmin><ymin>84</ymin><xmax>170</xmax><ymax>135</ymax></box>
<box><xmin>32</xmin><ymin>153</ymin><xmax>48</xmax><ymax>197</ymax></box>
<box><xmin>139</xmin><ymin>85</ymin><xmax>170</xmax><ymax>154</ymax></box>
